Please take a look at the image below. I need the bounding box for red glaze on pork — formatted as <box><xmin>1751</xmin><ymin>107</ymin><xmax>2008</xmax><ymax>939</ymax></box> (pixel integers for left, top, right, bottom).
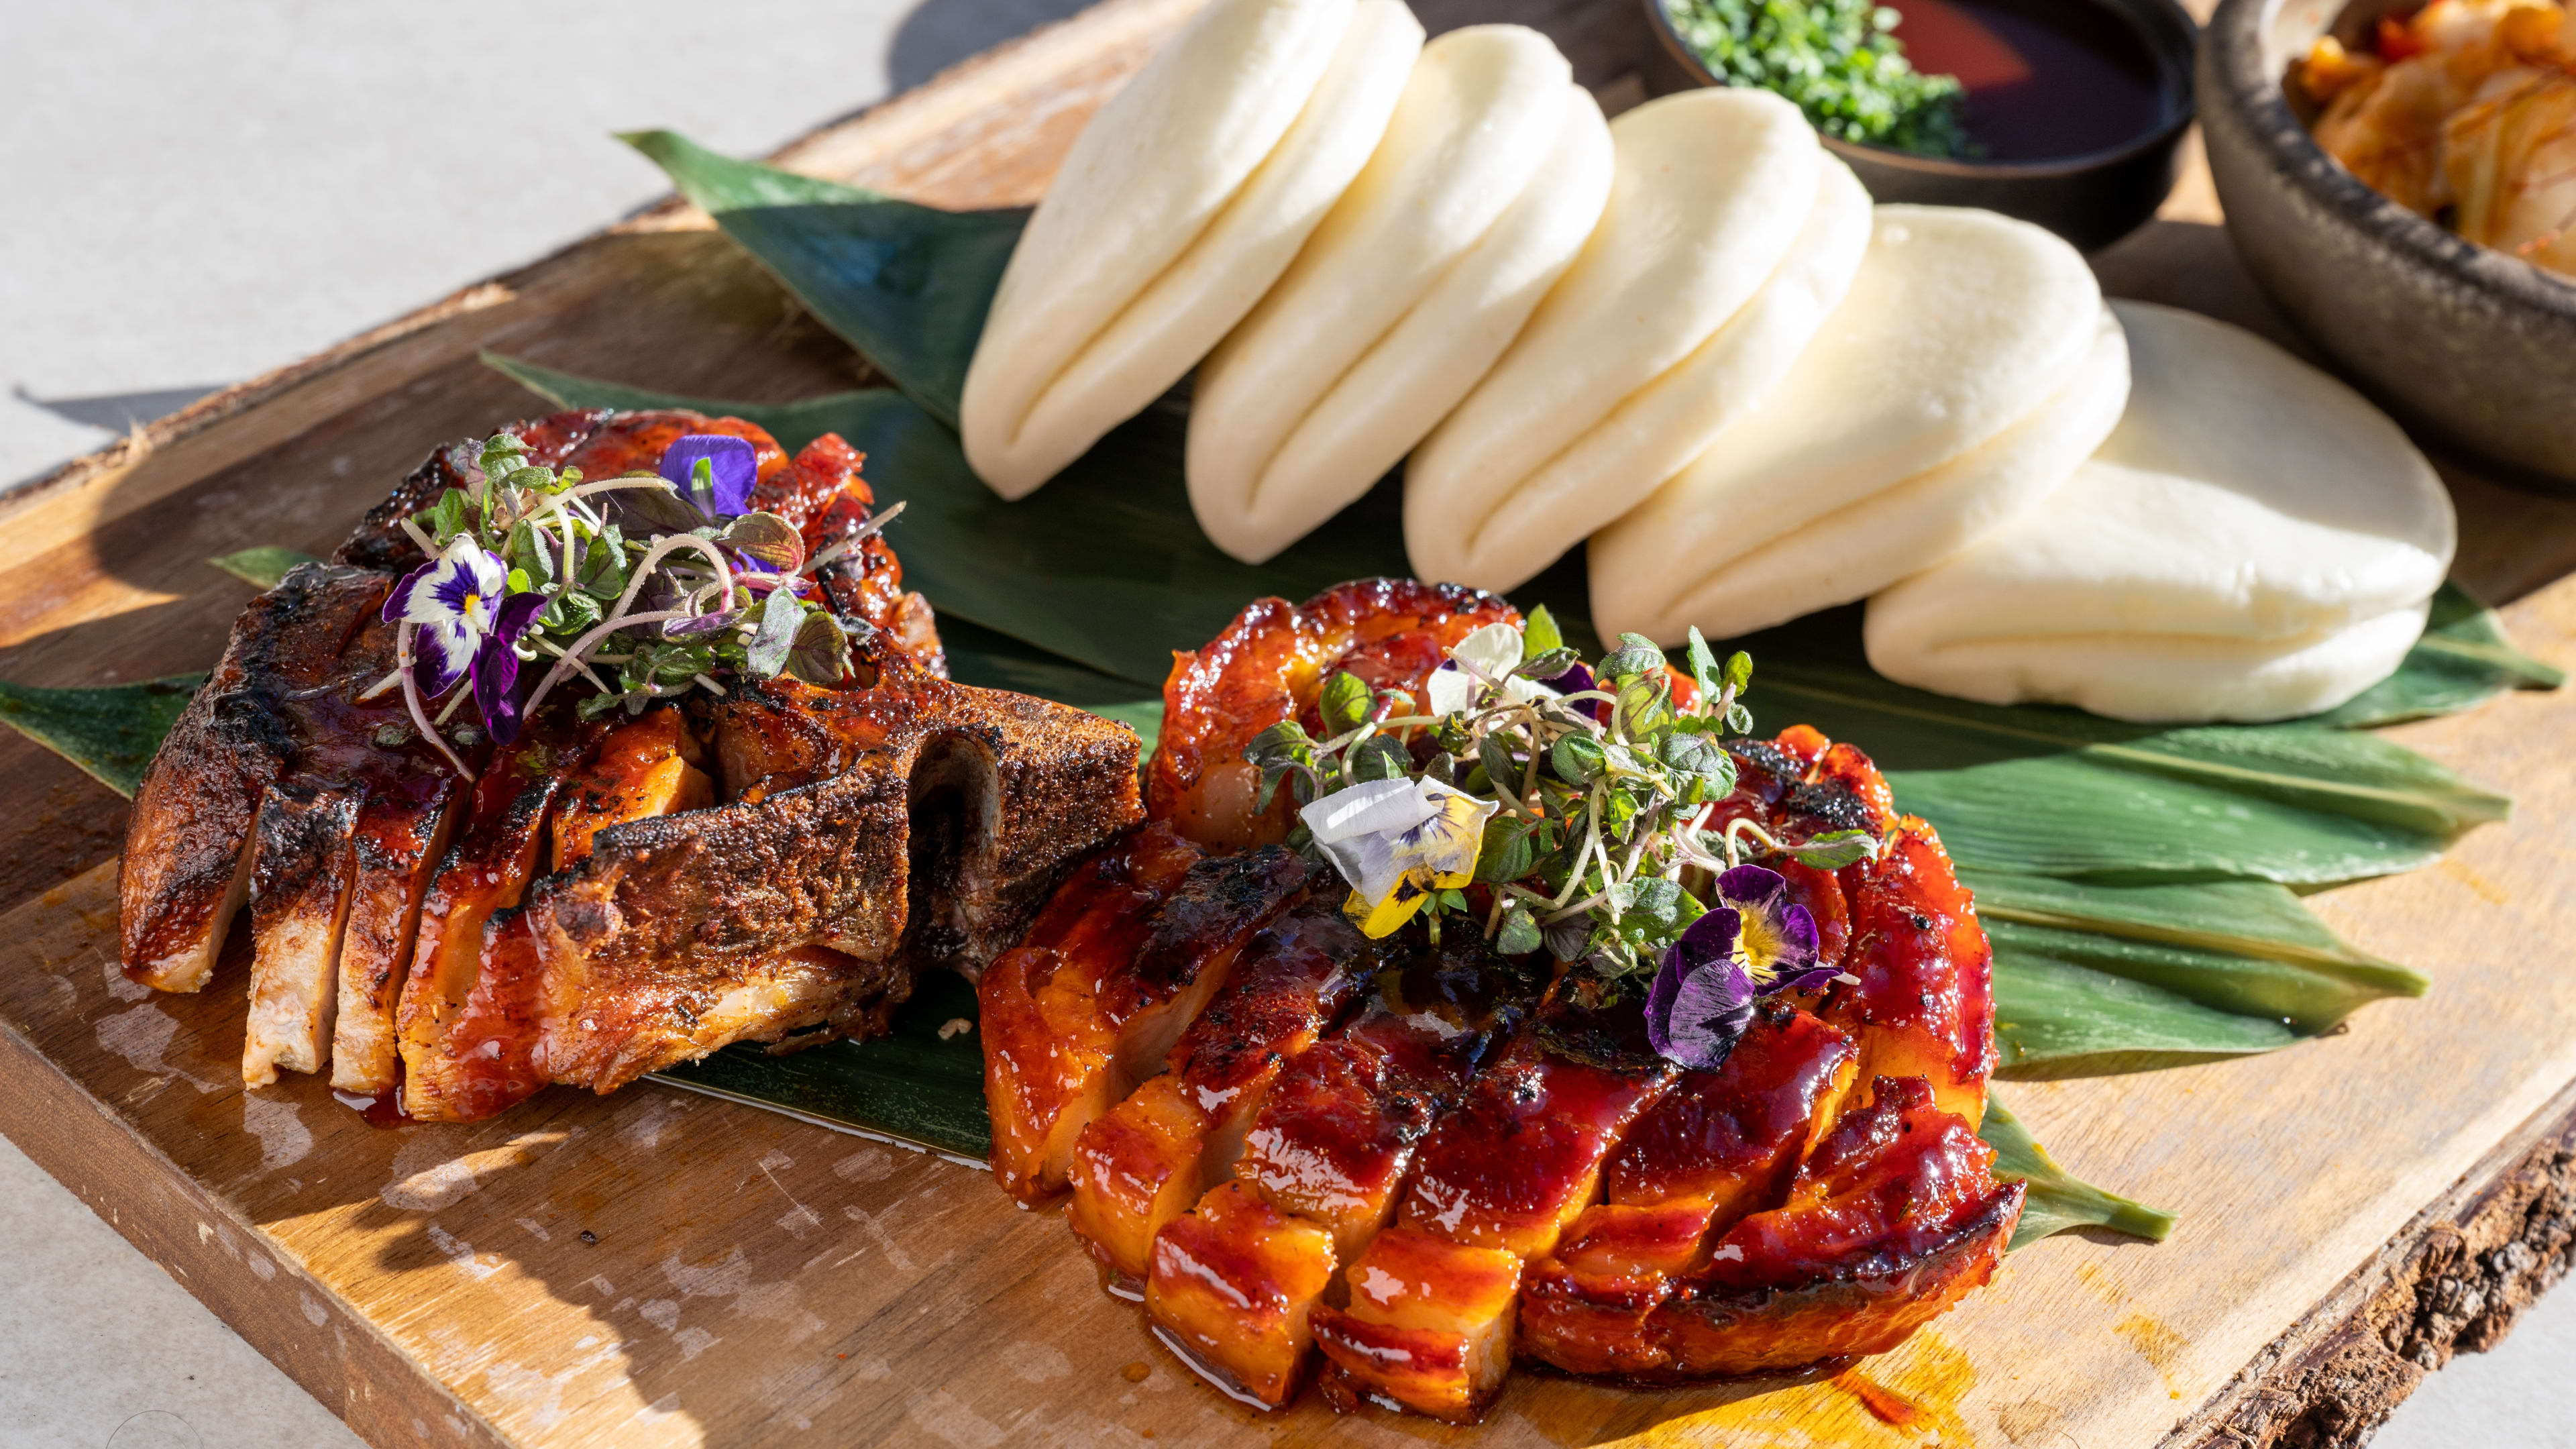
<box><xmin>981</xmin><ymin>581</ymin><xmax>2017</xmax><ymax>1421</ymax></box>
<box><xmin>1148</xmin><ymin>579</ymin><xmax>1518</xmax><ymax>849</ymax></box>
<box><xmin>122</xmin><ymin>408</ymin><xmax>1138</xmax><ymax>1119</ymax></box>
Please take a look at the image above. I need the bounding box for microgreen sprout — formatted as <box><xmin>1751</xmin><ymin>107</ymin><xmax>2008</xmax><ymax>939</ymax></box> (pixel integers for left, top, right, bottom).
<box><xmin>372</xmin><ymin>431</ymin><xmax>879</xmax><ymax>775</ymax></box>
<box><xmin>1251</xmin><ymin>607</ymin><xmax>1890</xmax><ymax>1066</ymax></box>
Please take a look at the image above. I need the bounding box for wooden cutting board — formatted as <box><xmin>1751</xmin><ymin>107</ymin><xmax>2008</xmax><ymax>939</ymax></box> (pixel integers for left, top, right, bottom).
<box><xmin>3</xmin><ymin>2</ymin><xmax>2573</xmax><ymax>1446</ymax></box>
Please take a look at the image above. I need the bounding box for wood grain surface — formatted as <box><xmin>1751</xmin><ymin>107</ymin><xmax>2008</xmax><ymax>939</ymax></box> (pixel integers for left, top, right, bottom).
<box><xmin>3</xmin><ymin>1</ymin><xmax>2575</xmax><ymax>1446</ymax></box>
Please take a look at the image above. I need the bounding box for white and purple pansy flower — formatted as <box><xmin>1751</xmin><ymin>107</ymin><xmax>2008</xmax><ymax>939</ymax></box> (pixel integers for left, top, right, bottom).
<box><xmin>1301</xmin><ymin>775</ymin><xmax>1499</xmax><ymax>939</ymax></box>
<box><xmin>382</xmin><ymin>536</ymin><xmax>548</xmax><ymax>741</ymax></box>
<box><xmin>1425</xmin><ymin>621</ymin><xmax>1561</xmax><ymax>718</ymax></box>
<box><xmin>659</xmin><ymin>433</ymin><xmax>759</xmax><ymax>520</ymax></box>
<box><xmin>1644</xmin><ymin>864</ymin><xmax>1832</xmax><ymax>1070</ymax></box>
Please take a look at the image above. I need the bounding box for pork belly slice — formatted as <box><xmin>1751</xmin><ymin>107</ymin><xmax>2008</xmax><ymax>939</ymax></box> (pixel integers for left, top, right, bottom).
<box><xmin>1146</xmin><ymin>1182</ymin><xmax>1340</xmax><ymax>1409</ymax></box>
<box><xmin>1309</xmin><ymin>1228</ymin><xmax>1522</xmax><ymax>1424</ymax></box>
<box><xmin>1396</xmin><ymin>1008</ymin><xmax>1678</xmax><ymax>1257</ymax></box>
<box><xmin>330</xmin><ymin>776</ymin><xmax>463</xmax><ymax>1093</ymax></box>
<box><xmin>1517</xmin><ymin>1004</ymin><xmax>1858</xmax><ymax>1377</ymax></box>
<box><xmin>1513</xmin><ymin>1201</ymin><xmax>1721</xmax><ymax>1378</ymax></box>
<box><xmin>1238</xmin><ymin>936</ymin><xmax>1533</xmax><ymax>1259</ymax></box>
<box><xmin>1644</xmin><ymin>1075</ymin><xmax>2023</xmax><ymax>1380</ymax></box>
<box><xmin>1318</xmin><ymin>1000</ymin><xmax>1676</xmax><ymax>1421</ymax></box>
<box><xmin>241</xmin><ymin>784</ymin><xmax>362</xmax><ymax>1085</ymax></box>
<box><xmin>979</xmin><ymin>842</ymin><xmax>1309</xmax><ymax>1201</ymax></box>
<box><xmin>1136</xmin><ymin>937</ymin><xmax>1534</xmax><ymax>1404</ymax></box>
<box><xmin>120</xmin><ymin>565</ymin><xmax>394</xmax><ymax>991</ymax></box>
<box><xmin>983</xmin><ymin>825</ymin><xmax>1206</xmax><ymax>1203</ymax></box>
<box><xmin>1604</xmin><ymin>1004</ymin><xmax>1859</xmax><ymax>1217</ymax></box>
<box><xmin>1069</xmin><ymin>899</ymin><xmax>1377</xmax><ymax>1280</ymax></box>
<box><xmin>1819</xmin><ymin>817</ymin><xmax>1996</xmax><ymax>1128</ymax></box>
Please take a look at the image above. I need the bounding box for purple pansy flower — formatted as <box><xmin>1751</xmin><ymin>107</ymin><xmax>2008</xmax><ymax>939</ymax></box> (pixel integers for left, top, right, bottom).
<box><xmin>1541</xmin><ymin>660</ymin><xmax>1606</xmax><ymax>723</ymax></box>
<box><xmin>382</xmin><ymin>537</ymin><xmax>548</xmax><ymax>743</ymax></box>
<box><xmin>1644</xmin><ymin>864</ymin><xmax>1831</xmax><ymax>1070</ymax></box>
<box><xmin>659</xmin><ymin>433</ymin><xmax>759</xmax><ymax>519</ymax></box>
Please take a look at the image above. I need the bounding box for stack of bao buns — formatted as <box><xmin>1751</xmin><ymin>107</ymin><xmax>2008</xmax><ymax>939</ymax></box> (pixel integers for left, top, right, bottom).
<box><xmin>957</xmin><ymin>0</ymin><xmax>2457</xmax><ymax>724</ymax></box>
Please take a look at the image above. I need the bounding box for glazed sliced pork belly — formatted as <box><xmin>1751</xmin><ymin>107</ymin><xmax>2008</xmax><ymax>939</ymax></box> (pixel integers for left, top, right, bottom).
<box><xmin>998</xmin><ymin>570</ymin><xmax>2023</xmax><ymax>1420</ymax></box>
<box><xmin>1067</xmin><ymin>896</ymin><xmax>1383</xmax><ymax>1283</ymax></box>
<box><xmin>1309</xmin><ymin>997</ymin><xmax>1678</xmax><ymax>1421</ymax></box>
<box><xmin>1148</xmin><ymin>578</ymin><xmax>1518</xmax><ymax>848</ymax></box>
<box><xmin>1144</xmin><ymin>935</ymin><xmax>1534</xmax><ymax>1408</ymax></box>
<box><xmin>979</xmin><ymin>840</ymin><xmax>1313</xmax><ymax>1202</ymax></box>
<box><xmin>125</xmin><ymin>407</ymin><xmax>1120</xmax><ymax>1116</ymax></box>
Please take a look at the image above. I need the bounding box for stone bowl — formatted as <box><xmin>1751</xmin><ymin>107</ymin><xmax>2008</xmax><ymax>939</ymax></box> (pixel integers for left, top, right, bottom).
<box><xmin>2200</xmin><ymin>0</ymin><xmax>2576</xmax><ymax>490</ymax></box>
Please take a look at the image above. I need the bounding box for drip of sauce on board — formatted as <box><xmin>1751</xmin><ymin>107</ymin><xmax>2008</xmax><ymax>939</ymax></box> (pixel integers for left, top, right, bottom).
<box><xmin>1831</xmin><ymin>1368</ymin><xmax>1927</xmax><ymax>1426</ymax></box>
<box><xmin>331</xmin><ymin>1062</ymin><xmax>420</xmax><ymax>1128</ymax></box>
<box><xmin>1885</xmin><ymin>0</ymin><xmax>2172</xmax><ymax>160</ymax></box>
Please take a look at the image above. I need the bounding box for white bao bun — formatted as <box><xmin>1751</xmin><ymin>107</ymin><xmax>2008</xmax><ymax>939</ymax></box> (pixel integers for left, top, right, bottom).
<box><xmin>1864</xmin><ymin>301</ymin><xmax>2458</xmax><ymax>723</ymax></box>
<box><xmin>958</xmin><ymin>0</ymin><xmax>1422</xmax><ymax>499</ymax></box>
<box><xmin>1187</xmin><ymin>25</ymin><xmax>1610</xmax><ymax>565</ymax></box>
<box><xmin>1403</xmin><ymin>88</ymin><xmax>1856</xmax><ymax>594</ymax></box>
<box><xmin>1591</xmin><ymin>204</ymin><xmax>2118</xmax><ymax>642</ymax></box>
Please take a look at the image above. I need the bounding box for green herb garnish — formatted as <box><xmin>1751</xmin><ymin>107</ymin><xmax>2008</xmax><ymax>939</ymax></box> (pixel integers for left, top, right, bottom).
<box><xmin>1665</xmin><ymin>0</ymin><xmax>1974</xmax><ymax>158</ymax></box>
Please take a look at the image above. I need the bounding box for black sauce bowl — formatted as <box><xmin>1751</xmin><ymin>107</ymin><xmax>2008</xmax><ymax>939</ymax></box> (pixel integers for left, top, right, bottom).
<box><xmin>1640</xmin><ymin>0</ymin><xmax>2200</xmax><ymax>251</ymax></box>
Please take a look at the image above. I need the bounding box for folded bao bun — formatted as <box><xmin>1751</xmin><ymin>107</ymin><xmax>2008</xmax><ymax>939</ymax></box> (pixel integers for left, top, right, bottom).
<box><xmin>1404</xmin><ymin>88</ymin><xmax>1862</xmax><ymax>594</ymax></box>
<box><xmin>1865</xmin><ymin>301</ymin><xmax>2458</xmax><ymax>722</ymax></box>
<box><xmin>959</xmin><ymin>0</ymin><xmax>1422</xmax><ymax>499</ymax></box>
<box><xmin>1591</xmin><ymin>205</ymin><xmax>2120</xmax><ymax>642</ymax></box>
<box><xmin>1187</xmin><ymin>25</ymin><xmax>1610</xmax><ymax>564</ymax></box>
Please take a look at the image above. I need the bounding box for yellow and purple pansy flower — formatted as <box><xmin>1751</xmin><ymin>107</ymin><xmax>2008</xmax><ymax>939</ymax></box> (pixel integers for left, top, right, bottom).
<box><xmin>1301</xmin><ymin>775</ymin><xmax>1499</xmax><ymax>938</ymax></box>
<box><xmin>1644</xmin><ymin>864</ymin><xmax>1831</xmax><ymax>1069</ymax></box>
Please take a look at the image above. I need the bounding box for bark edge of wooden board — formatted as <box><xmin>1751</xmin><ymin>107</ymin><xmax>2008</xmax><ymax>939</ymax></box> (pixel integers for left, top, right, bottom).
<box><xmin>2166</xmin><ymin>1079</ymin><xmax>2576</xmax><ymax>1449</ymax></box>
<box><xmin>2</xmin><ymin>0</ymin><xmax>2573</xmax><ymax>1444</ymax></box>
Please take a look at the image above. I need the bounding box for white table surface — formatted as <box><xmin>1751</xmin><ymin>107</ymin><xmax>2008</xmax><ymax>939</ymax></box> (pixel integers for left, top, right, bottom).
<box><xmin>0</xmin><ymin>3</ymin><xmax>2564</xmax><ymax>1446</ymax></box>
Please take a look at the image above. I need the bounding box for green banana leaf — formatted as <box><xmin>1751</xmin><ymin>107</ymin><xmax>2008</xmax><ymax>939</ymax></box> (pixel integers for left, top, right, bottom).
<box><xmin>485</xmin><ymin>352</ymin><xmax>1410</xmax><ymax>686</ymax></box>
<box><xmin>653</xmin><ymin>971</ymin><xmax>994</xmax><ymax>1163</ymax></box>
<box><xmin>466</xmin><ymin>356</ymin><xmax>2544</xmax><ymax>1077</ymax></box>
<box><xmin>2318</xmin><ymin>582</ymin><xmax>2566</xmax><ymax>728</ymax></box>
<box><xmin>209</xmin><ymin>546</ymin><xmax>323</xmax><ymax>591</ymax></box>
<box><xmin>1746</xmin><ymin>660</ymin><xmax>2510</xmax><ymax>885</ymax></box>
<box><xmin>1973</xmin><ymin>871</ymin><xmax>2424</xmax><ymax>1074</ymax></box>
<box><xmin>1981</xmin><ymin>1093</ymin><xmax>2176</xmax><ymax>1248</ymax></box>
<box><xmin>0</xmin><ymin>676</ymin><xmax>204</xmax><ymax>798</ymax></box>
<box><xmin>623</xmin><ymin>130</ymin><xmax>1024</xmax><ymax>428</ymax></box>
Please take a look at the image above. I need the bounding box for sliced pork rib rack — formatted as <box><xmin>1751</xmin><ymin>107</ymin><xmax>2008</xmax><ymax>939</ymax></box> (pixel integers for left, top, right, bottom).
<box><xmin>981</xmin><ymin>582</ymin><xmax>2021</xmax><ymax>1421</ymax></box>
<box><xmin>121</xmin><ymin>408</ymin><xmax>1143</xmax><ymax>1118</ymax></box>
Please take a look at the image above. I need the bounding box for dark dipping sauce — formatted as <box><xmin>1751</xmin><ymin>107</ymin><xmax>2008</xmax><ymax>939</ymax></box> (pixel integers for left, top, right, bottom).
<box><xmin>1884</xmin><ymin>0</ymin><xmax>2174</xmax><ymax>160</ymax></box>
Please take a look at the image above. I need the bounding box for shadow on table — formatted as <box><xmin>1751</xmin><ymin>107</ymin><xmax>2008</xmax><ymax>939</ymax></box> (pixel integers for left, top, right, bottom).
<box><xmin>888</xmin><ymin>0</ymin><xmax>1097</xmax><ymax>92</ymax></box>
